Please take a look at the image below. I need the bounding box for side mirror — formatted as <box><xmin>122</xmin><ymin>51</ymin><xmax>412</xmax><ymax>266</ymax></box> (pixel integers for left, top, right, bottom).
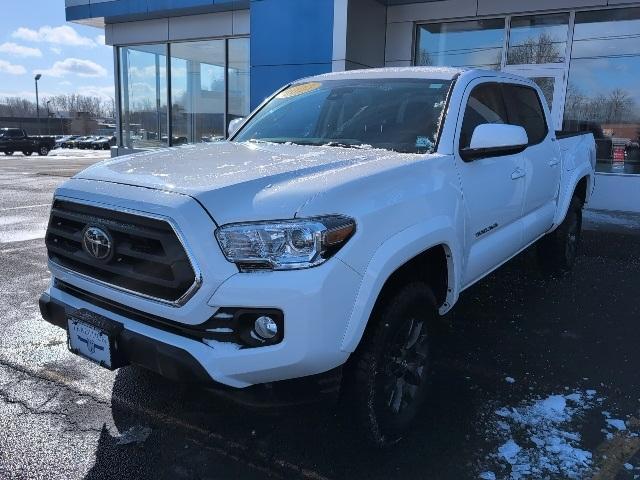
<box><xmin>460</xmin><ymin>124</ymin><xmax>528</xmax><ymax>161</ymax></box>
<box><xmin>227</xmin><ymin>117</ymin><xmax>245</xmax><ymax>138</ymax></box>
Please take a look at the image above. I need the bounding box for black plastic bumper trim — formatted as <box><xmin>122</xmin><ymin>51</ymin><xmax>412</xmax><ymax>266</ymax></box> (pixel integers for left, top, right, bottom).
<box><xmin>53</xmin><ymin>279</ymin><xmax>284</xmax><ymax>347</ymax></box>
<box><xmin>54</xmin><ymin>279</ymin><xmax>207</xmax><ymax>341</ymax></box>
<box><xmin>40</xmin><ymin>292</ymin><xmax>215</xmax><ymax>385</ymax></box>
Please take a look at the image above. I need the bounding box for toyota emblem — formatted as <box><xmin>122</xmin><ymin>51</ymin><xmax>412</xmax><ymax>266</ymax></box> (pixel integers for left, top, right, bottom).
<box><xmin>82</xmin><ymin>226</ymin><xmax>113</xmax><ymax>261</ymax></box>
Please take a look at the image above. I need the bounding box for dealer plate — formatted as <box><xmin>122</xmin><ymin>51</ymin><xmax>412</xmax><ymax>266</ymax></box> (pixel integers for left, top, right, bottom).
<box><xmin>67</xmin><ymin>317</ymin><xmax>112</xmax><ymax>368</ymax></box>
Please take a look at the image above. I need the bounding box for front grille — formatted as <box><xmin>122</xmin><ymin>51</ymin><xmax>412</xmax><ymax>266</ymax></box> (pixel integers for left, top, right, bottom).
<box><xmin>46</xmin><ymin>199</ymin><xmax>197</xmax><ymax>303</ymax></box>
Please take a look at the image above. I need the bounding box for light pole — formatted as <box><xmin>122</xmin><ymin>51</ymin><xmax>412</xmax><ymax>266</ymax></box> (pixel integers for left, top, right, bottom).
<box><xmin>34</xmin><ymin>74</ymin><xmax>42</xmax><ymax>135</ymax></box>
<box><xmin>57</xmin><ymin>108</ymin><xmax>64</xmax><ymax>135</ymax></box>
<box><xmin>46</xmin><ymin>100</ymin><xmax>51</xmax><ymax>135</ymax></box>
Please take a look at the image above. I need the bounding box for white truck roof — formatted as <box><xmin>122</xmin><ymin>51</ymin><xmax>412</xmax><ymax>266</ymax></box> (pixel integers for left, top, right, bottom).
<box><xmin>298</xmin><ymin>66</ymin><xmax>531</xmax><ymax>85</ymax></box>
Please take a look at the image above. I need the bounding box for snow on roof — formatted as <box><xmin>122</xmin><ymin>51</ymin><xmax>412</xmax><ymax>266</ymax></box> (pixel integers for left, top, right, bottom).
<box><xmin>300</xmin><ymin>66</ymin><xmax>467</xmax><ymax>82</ymax></box>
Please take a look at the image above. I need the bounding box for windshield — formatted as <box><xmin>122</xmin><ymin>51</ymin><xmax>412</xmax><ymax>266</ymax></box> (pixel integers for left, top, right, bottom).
<box><xmin>234</xmin><ymin>78</ymin><xmax>452</xmax><ymax>154</ymax></box>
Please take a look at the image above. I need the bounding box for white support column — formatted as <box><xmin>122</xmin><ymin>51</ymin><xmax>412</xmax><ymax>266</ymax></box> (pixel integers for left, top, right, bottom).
<box><xmin>332</xmin><ymin>0</ymin><xmax>349</xmax><ymax>72</ymax></box>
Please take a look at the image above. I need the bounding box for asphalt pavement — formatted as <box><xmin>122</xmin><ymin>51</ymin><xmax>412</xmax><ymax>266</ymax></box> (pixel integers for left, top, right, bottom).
<box><xmin>1</xmin><ymin>150</ymin><xmax>639</xmax><ymax>479</ymax></box>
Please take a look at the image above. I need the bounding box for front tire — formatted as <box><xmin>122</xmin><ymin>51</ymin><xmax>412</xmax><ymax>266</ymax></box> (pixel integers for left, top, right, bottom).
<box><xmin>537</xmin><ymin>196</ymin><xmax>583</xmax><ymax>274</ymax></box>
<box><xmin>23</xmin><ymin>150</ymin><xmax>32</xmax><ymax>156</ymax></box>
<box><xmin>4</xmin><ymin>151</ymin><xmax>14</xmax><ymax>156</ymax></box>
<box><xmin>346</xmin><ymin>282</ymin><xmax>436</xmax><ymax>446</ymax></box>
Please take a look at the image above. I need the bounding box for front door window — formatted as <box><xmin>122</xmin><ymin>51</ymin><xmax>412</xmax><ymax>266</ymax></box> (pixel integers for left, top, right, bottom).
<box><xmin>503</xmin><ymin>67</ymin><xmax>565</xmax><ymax>130</ymax></box>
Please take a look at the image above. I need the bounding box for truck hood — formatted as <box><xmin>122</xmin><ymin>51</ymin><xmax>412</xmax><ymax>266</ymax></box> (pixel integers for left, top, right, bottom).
<box><xmin>75</xmin><ymin>141</ymin><xmax>425</xmax><ymax>224</ymax></box>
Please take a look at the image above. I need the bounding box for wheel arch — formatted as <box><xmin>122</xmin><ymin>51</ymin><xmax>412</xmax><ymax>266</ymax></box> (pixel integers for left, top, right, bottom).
<box><xmin>553</xmin><ymin>166</ymin><xmax>593</xmax><ymax>228</ymax></box>
<box><xmin>340</xmin><ymin>222</ymin><xmax>461</xmax><ymax>353</ymax></box>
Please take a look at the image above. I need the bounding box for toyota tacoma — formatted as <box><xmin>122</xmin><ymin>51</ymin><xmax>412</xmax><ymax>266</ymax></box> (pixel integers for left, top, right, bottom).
<box><xmin>39</xmin><ymin>67</ymin><xmax>595</xmax><ymax>445</ymax></box>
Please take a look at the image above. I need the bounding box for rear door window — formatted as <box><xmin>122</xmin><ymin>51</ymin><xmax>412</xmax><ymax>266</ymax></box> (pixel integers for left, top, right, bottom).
<box><xmin>502</xmin><ymin>84</ymin><xmax>548</xmax><ymax>145</ymax></box>
<box><xmin>459</xmin><ymin>82</ymin><xmax>508</xmax><ymax>150</ymax></box>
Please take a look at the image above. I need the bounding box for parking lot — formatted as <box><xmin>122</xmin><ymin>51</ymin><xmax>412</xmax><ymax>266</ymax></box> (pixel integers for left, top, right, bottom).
<box><xmin>1</xmin><ymin>150</ymin><xmax>639</xmax><ymax>479</ymax></box>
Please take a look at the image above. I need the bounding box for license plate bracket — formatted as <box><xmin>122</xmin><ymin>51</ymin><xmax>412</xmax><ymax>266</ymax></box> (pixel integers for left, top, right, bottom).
<box><xmin>67</xmin><ymin>309</ymin><xmax>126</xmax><ymax>370</ymax></box>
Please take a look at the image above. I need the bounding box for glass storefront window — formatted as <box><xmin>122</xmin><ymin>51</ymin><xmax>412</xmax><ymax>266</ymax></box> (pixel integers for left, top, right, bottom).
<box><xmin>119</xmin><ymin>44</ymin><xmax>168</xmax><ymax>149</ymax></box>
<box><xmin>414</xmin><ymin>7</ymin><xmax>640</xmax><ymax>175</ymax></box>
<box><xmin>170</xmin><ymin>40</ymin><xmax>226</xmax><ymax>144</ymax></box>
<box><xmin>415</xmin><ymin>19</ymin><xmax>505</xmax><ymax>69</ymax></box>
<box><xmin>227</xmin><ymin>38</ymin><xmax>251</xmax><ymax>129</ymax></box>
<box><xmin>563</xmin><ymin>8</ymin><xmax>640</xmax><ymax>174</ymax></box>
<box><xmin>507</xmin><ymin>14</ymin><xmax>569</xmax><ymax>64</ymax></box>
<box><xmin>117</xmin><ymin>38</ymin><xmax>249</xmax><ymax>148</ymax></box>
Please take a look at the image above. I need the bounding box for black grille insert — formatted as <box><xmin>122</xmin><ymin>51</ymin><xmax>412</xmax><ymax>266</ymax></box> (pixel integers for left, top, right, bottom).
<box><xmin>46</xmin><ymin>200</ymin><xmax>197</xmax><ymax>303</ymax></box>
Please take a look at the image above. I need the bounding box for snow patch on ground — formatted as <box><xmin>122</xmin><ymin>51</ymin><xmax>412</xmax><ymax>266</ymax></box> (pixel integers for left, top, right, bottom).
<box><xmin>605</xmin><ymin>418</ymin><xmax>627</xmax><ymax>431</ymax></box>
<box><xmin>114</xmin><ymin>425</ymin><xmax>152</xmax><ymax>445</ymax></box>
<box><xmin>583</xmin><ymin>209</ymin><xmax>640</xmax><ymax>232</ymax></box>
<box><xmin>481</xmin><ymin>391</ymin><xmax>600</xmax><ymax>479</ymax></box>
<box><xmin>479</xmin><ymin>472</ymin><xmax>497</xmax><ymax>480</ymax></box>
<box><xmin>49</xmin><ymin>148</ymin><xmax>111</xmax><ymax>160</ymax></box>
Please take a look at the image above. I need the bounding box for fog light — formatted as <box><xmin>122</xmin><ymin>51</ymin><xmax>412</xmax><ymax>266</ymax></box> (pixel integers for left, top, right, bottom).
<box><xmin>254</xmin><ymin>316</ymin><xmax>278</xmax><ymax>339</ymax></box>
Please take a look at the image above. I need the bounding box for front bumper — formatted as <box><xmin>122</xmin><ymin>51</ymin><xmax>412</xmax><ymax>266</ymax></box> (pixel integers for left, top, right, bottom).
<box><xmin>42</xmin><ymin>255</ymin><xmax>362</xmax><ymax>389</ymax></box>
<box><xmin>40</xmin><ymin>291</ymin><xmax>344</xmax><ymax>407</ymax></box>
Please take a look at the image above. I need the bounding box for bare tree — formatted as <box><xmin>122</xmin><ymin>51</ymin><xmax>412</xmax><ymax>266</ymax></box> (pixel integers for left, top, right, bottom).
<box><xmin>415</xmin><ymin>49</ymin><xmax>432</xmax><ymax>66</ymax></box>
<box><xmin>507</xmin><ymin>32</ymin><xmax>563</xmax><ymax>65</ymax></box>
<box><xmin>564</xmin><ymin>83</ymin><xmax>638</xmax><ymax>126</ymax></box>
<box><xmin>606</xmin><ymin>88</ymin><xmax>632</xmax><ymax>123</ymax></box>
<box><xmin>0</xmin><ymin>97</ymin><xmax>38</xmax><ymax>117</ymax></box>
<box><xmin>0</xmin><ymin>94</ymin><xmax>115</xmax><ymax>119</ymax></box>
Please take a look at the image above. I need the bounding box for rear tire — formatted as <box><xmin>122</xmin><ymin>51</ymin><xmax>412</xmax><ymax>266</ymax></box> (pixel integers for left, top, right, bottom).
<box><xmin>345</xmin><ymin>282</ymin><xmax>436</xmax><ymax>447</ymax></box>
<box><xmin>23</xmin><ymin>150</ymin><xmax>32</xmax><ymax>156</ymax></box>
<box><xmin>4</xmin><ymin>151</ymin><xmax>14</xmax><ymax>156</ymax></box>
<box><xmin>38</xmin><ymin>146</ymin><xmax>49</xmax><ymax>156</ymax></box>
<box><xmin>537</xmin><ymin>195</ymin><xmax>583</xmax><ymax>275</ymax></box>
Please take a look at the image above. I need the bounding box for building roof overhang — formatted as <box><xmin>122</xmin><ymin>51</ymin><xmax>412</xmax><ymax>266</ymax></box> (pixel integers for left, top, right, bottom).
<box><xmin>66</xmin><ymin>0</ymin><xmax>250</xmax><ymax>27</ymax></box>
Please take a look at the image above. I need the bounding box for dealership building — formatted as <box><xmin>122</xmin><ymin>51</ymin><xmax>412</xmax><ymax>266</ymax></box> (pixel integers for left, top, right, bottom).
<box><xmin>65</xmin><ymin>0</ymin><xmax>640</xmax><ymax>212</ymax></box>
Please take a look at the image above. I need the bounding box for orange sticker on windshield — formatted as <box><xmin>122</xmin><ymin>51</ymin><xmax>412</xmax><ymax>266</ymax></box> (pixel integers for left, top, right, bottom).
<box><xmin>276</xmin><ymin>82</ymin><xmax>322</xmax><ymax>99</ymax></box>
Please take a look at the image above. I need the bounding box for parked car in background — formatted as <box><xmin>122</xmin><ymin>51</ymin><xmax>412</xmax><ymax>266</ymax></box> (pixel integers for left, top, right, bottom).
<box><xmin>76</xmin><ymin>136</ymin><xmax>98</xmax><ymax>149</ymax></box>
<box><xmin>160</xmin><ymin>135</ymin><xmax>188</xmax><ymax>145</ymax></box>
<box><xmin>626</xmin><ymin>141</ymin><xmax>640</xmax><ymax>165</ymax></box>
<box><xmin>201</xmin><ymin>135</ymin><xmax>225</xmax><ymax>143</ymax></box>
<box><xmin>0</xmin><ymin>128</ymin><xmax>55</xmax><ymax>156</ymax></box>
<box><xmin>65</xmin><ymin>136</ymin><xmax>90</xmax><ymax>149</ymax></box>
<box><xmin>58</xmin><ymin>136</ymin><xmax>79</xmax><ymax>149</ymax></box>
<box><xmin>55</xmin><ymin>135</ymin><xmax>74</xmax><ymax>149</ymax></box>
<box><xmin>40</xmin><ymin>67</ymin><xmax>595</xmax><ymax>446</ymax></box>
<box><xmin>91</xmin><ymin>136</ymin><xmax>116</xmax><ymax>150</ymax></box>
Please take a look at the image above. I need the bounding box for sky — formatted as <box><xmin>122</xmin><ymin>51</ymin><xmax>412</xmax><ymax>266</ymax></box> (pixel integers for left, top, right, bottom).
<box><xmin>0</xmin><ymin>0</ymin><xmax>114</xmax><ymax>102</ymax></box>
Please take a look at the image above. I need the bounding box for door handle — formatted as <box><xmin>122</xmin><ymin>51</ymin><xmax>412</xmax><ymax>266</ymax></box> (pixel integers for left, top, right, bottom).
<box><xmin>549</xmin><ymin>159</ymin><xmax>560</xmax><ymax>167</ymax></box>
<box><xmin>511</xmin><ymin>168</ymin><xmax>526</xmax><ymax>180</ymax></box>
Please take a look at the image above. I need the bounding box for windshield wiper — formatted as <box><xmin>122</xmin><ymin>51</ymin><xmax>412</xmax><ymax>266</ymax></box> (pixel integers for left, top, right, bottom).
<box><xmin>246</xmin><ymin>138</ymin><xmax>287</xmax><ymax>145</ymax></box>
<box><xmin>323</xmin><ymin>141</ymin><xmax>371</xmax><ymax>149</ymax></box>
<box><xmin>245</xmin><ymin>138</ymin><xmax>371</xmax><ymax>149</ymax></box>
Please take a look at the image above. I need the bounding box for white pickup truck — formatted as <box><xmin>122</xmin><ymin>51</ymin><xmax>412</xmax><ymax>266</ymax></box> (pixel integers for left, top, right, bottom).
<box><xmin>40</xmin><ymin>67</ymin><xmax>595</xmax><ymax>445</ymax></box>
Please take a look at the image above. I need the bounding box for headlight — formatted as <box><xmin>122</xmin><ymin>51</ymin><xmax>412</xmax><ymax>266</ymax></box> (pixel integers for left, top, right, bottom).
<box><xmin>215</xmin><ymin>215</ymin><xmax>356</xmax><ymax>271</ymax></box>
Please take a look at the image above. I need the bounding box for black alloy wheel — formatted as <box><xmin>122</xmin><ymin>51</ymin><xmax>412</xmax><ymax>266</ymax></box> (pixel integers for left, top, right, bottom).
<box><xmin>346</xmin><ymin>282</ymin><xmax>437</xmax><ymax>446</ymax></box>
